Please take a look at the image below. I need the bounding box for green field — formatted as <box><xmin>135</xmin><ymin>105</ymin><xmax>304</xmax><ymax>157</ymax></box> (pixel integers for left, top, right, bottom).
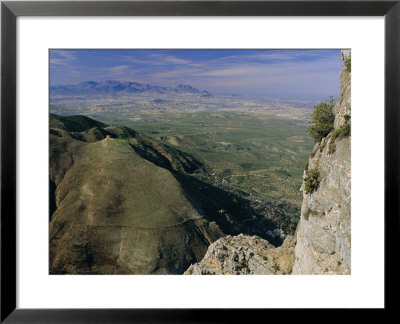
<box><xmin>120</xmin><ymin>110</ymin><xmax>314</xmax><ymax>234</ymax></box>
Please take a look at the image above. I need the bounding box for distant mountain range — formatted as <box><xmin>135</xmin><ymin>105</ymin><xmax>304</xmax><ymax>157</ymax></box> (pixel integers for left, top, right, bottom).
<box><xmin>50</xmin><ymin>80</ymin><xmax>212</xmax><ymax>97</ymax></box>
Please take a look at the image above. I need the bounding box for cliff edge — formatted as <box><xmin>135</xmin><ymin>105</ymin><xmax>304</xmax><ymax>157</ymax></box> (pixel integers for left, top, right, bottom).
<box><xmin>292</xmin><ymin>50</ymin><xmax>351</xmax><ymax>274</ymax></box>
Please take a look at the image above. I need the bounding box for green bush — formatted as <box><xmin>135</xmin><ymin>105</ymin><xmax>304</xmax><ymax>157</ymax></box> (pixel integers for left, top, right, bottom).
<box><xmin>308</xmin><ymin>97</ymin><xmax>335</xmax><ymax>142</ymax></box>
<box><xmin>236</xmin><ymin>176</ymin><xmax>245</xmax><ymax>184</ymax></box>
<box><xmin>328</xmin><ymin>142</ymin><xmax>336</xmax><ymax>154</ymax></box>
<box><xmin>304</xmin><ymin>168</ymin><xmax>321</xmax><ymax>194</ymax></box>
<box><xmin>345</xmin><ymin>55</ymin><xmax>351</xmax><ymax>72</ymax></box>
<box><xmin>331</xmin><ymin>123</ymin><xmax>351</xmax><ymax>142</ymax></box>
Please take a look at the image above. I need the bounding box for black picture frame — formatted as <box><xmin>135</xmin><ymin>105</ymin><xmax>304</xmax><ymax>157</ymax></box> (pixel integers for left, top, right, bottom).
<box><xmin>1</xmin><ymin>0</ymin><xmax>399</xmax><ymax>322</ymax></box>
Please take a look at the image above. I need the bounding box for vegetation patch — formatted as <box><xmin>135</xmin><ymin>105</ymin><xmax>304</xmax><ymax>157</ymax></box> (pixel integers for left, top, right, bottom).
<box><xmin>308</xmin><ymin>97</ymin><xmax>335</xmax><ymax>143</ymax></box>
<box><xmin>236</xmin><ymin>176</ymin><xmax>245</xmax><ymax>184</ymax></box>
<box><xmin>272</xmin><ymin>263</ymin><xmax>280</xmax><ymax>272</ymax></box>
<box><xmin>331</xmin><ymin>123</ymin><xmax>351</xmax><ymax>142</ymax></box>
<box><xmin>345</xmin><ymin>55</ymin><xmax>351</xmax><ymax>72</ymax></box>
<box><xmin>328</xmin><ymin>142</ymin><xmax>336</xmax><ymax>155</ymax></box>
<box><xmin>304</xmin><ymin>168</ymin><xmax>321</xmax><ymax>194</ymax></box>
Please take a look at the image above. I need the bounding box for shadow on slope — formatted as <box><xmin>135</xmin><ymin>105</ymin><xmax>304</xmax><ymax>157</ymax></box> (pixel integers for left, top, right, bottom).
<box><xmin>128</xmin><ymin>139</ymin><xmax>282</xmax><ymax>246</ymax></box>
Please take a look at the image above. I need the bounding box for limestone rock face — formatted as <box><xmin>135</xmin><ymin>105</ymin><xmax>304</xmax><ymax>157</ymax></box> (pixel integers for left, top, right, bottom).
<box><xmin>334</xmin><ymin>58</ymin><xmax>351</xmax><ymax>129</ymax></box>
<box><xmin>184</xmin><ymin>234</ymin><xmax>296</xmax><ymax>275</ymax></box>
<box><xmin>292</xmin><ymin>52</ymin><xmax>351</xmax><ymax>274</ymax></box>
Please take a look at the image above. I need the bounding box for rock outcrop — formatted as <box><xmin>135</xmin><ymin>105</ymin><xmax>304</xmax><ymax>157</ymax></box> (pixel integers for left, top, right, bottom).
<box><xmin>184</xmin><ymin>234</ymin><xmax>296</xmax><ymax>275</ymax></box>
<box><xmin>292</xmin><ymin>50</ymin><xmax>351</xmax><ymax>274</ymax></box>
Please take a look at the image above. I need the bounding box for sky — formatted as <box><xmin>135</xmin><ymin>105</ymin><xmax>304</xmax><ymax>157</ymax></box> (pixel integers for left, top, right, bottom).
<box><xmin>50</xmin><ymin>49</ymin><xmax>343</xmax><ymax>100</ymax></box>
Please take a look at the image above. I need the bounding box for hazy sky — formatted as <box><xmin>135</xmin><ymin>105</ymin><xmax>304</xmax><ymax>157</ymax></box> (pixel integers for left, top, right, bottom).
<box><xmin>50</xmin><ymin>49</ymin><xmax>343</xmax><ymax>100</ymax></box>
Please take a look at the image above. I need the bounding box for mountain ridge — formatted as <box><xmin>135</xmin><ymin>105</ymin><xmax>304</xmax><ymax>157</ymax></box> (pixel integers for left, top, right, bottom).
<box><xmin>50</xmin><ymin>80</ymin><xmax>212</xmax><ymax>97</ymax></box>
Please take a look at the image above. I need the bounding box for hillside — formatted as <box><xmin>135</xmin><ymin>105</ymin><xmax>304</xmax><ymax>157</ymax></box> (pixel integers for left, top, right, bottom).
<box><xmin>49</xmin><ymin>114</ymin><xmax>280</xmax><ymax>274</ymax></box>
<box><xmin>50</xmin><ymin>138</ymin><xmax>217</xmax><ymax>274</ymax></box>
<box><xmin>50</xmin><ymin>117</ymin><xmax>219</xmax><ymax>274</ymax></box>
<box><xmin>50</xmin><ymin>113</ymin><xmax>107</xmax><ymax>131</ymax></box>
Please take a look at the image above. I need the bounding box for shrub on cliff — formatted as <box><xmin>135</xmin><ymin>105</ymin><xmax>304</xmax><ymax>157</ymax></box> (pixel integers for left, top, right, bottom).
<box><xmin>345</xmin><ymin>55</ymin><xmax>351</xmax><ymax>72</ymax></box>
<box><xmin>308</xmin><ymin>97</ymin><xmax>335</xmax><ymax>142</ymax></box>
<box><xmin>331</xmin><ymin>123</ymin><xmax>351</xmax><ymax>142</ymax></box>
<box><xmin>328</xmin><ymin>142</ymin><xmax>336</xmax><ymax>154</ymax></box>
<box><xmin>304</xmin><ymin>168</ymin><xmax>321</xmax><ymax>194</ymax></box>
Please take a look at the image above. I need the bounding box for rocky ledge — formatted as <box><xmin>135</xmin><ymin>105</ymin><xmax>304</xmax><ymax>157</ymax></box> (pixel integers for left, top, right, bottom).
<box><xmin>184</xmin><ymin>234</ymin><xmax>296</xmax><ymax>275</ymax></box>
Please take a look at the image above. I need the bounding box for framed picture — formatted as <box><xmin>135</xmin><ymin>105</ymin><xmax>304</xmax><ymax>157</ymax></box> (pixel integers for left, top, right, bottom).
<box><xmin>1</xmin><ymin>0</ymin><xmax>398</xmax><ymax>321</ymax></box>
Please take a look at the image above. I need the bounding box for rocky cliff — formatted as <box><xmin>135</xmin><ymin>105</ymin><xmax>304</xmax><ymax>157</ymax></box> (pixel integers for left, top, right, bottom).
<box><xmin>184</xmin><ymin>234</ymin><xmax>296</xmax><ymax>275</ymax></box>
<box><xmin>292</xmin><ymin>50</ymin><xmax>351</xmax><ymax>274</ymax></box>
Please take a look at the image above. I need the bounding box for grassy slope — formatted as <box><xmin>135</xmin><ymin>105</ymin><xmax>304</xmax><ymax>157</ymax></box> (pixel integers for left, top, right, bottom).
<box><xmin>52</xmin><ymin>138</ymin><xmax>201</xmax><ymax>228</ymax></box>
